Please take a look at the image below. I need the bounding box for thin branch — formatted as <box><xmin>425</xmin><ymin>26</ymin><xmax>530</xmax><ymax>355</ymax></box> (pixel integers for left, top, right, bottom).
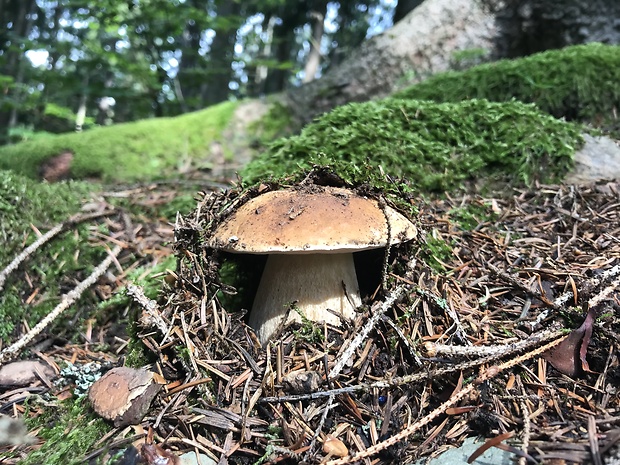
<box><xmin>325</xmin><ymin>335</ymin><xmax>568</xmax><ymax>465</ymax></box>
<box><xmin>0</xmin><ymin>244</ymin><xmax>123</xmax><ymax>365</ymax></box>
<box><xmin>0</xmin><ymin>210</ymin><xmax>115</xmax><ymax>292</ymax></box>
<box><xmin>329</xmin><ymin>285</ymin><xmax>405</xmax><ymax>379</ymax></box>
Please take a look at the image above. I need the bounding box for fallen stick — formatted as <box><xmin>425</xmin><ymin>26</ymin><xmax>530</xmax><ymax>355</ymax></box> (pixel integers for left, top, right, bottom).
<box><xmin>0</xmin><ymin>210</ymin><xmax>115</xmax><ymax>292</ymax></box>
<box><xmin>0</xmin><ymin>244</ymin><xmax>123</xmax><ymax>365</ymax></box>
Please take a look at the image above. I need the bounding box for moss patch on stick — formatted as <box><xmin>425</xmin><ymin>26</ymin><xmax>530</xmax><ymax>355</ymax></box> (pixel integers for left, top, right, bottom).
<box><xmin>0</xmin><ymin>101</ymin><xmax>238</xmax><ymax>182</ymax></box>
<box><xmin>395</xmin><ymin>43</ymin><xmax>620</xmax><ymax>126</ymax></box>
<box><xmin>241</xmin><ymin>98</ymin><xmax>583</xmax><ymax>193</ymax></box>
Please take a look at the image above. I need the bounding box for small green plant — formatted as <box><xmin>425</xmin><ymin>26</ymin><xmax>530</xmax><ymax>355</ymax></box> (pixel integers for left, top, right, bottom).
<box><xmin>420</xmin><ymin>231</ymin><xmax>455</xmax><ymax>273</ymax></box>
<box><xmin>449</xmin><ymin>202</ymin><xmax>498</xmax><ymax>231</ymax></box>
<box><xmin>292</xmin><ymin>304</ymin><xmax>325</xmax><ymax>344</ymax></box>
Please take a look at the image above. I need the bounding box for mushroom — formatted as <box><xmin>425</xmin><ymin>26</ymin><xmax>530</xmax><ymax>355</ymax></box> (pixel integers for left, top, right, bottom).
<box><xmin>209</xmin><ymin>186</ymin><xmax>417</xmax><ymax>344</ymax></box>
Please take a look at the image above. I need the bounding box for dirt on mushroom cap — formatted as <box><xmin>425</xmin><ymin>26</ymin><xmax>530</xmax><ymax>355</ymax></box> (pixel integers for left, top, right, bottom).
<box><xmin>208</xmin><ymin>185</ymin><xmax>417</xmax><ymax>253</ymax></box>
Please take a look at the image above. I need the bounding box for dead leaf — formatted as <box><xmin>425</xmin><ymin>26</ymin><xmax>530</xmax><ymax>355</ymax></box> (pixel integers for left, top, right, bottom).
<box><xmin>543</xmin><ymin>306</ymin><xmax>596</xmax><ymax>377</ymax></box>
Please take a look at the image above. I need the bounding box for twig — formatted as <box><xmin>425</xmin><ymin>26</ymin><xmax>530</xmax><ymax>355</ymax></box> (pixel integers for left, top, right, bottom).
<box><xmin>303</xmin><ymin>394</ymin><xmax>335</xmax><ymax>463</ymax></box>
<box><xmin>0</xmin><ymin>210</ymin><xmax>115</xmax><ymax>292</ymax></box>
<box><xmin>329</xmin><ymin>285</ymin><xmax>405</xmax><ymax>379</ymax></box>
<box><xmin>127</xmin><ymin>283</ymin><xmax>171</xmax><ymax>339</ymax></box>
<box><xmin>325</xmin><ymin>335</ymin><xmax>568</xmax><ymax>465</ymax></box>
<box><xmin>0</xmin><ymin>244</ymin><xmax>123</xmax><ymax>365</ymax></box>
<box><xmin>518</xmin><ymin>382</ymin><xmax>531</xmax><ymax>465</ymax></box>
<box><xmin>532</xmin><ymin>263</ymin><xmax>620</xmax><ymax>328</ymax></box>
<box><xmin>261</xmin><ymin>326</ymin><xmax>566</xmax><ymax>405</ymax></box>
<box><xmin>422</xmin><ymin>326</ymin><xmax>563</xmax><ymax>358</ymax></box>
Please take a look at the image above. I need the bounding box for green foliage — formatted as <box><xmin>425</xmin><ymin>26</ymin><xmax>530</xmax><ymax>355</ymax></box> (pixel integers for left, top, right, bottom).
<box><xmin>40</xmin><ymin>103</ymin><xmax>95</xmax><ymax>134</ymax></box>
<box><xmin>395</xmin><ymin>43</ymin><xmax>620</xmax><ymax>125</ymax></box>
<box><xmin>0</xmin><ymin>170</ymin><xmax>105</xmax><ymax>340</ymax></box>
<box><xmin>0</xmin><ymin>101</ymin><xmax>238</xmax><ymax>182</ymax></box>
<box><xmin>241</xmin><ymin>98</ymin><xmax>583</xmax><ymax>193</ymax></box>
<box><xmin>21</xmin><ymin>397</ymin><xmax>110</xmax><ymax>465</ymax></box>
<box><xmin>293</xmin><ymin>305</ymin><xmax>325</xmax><ymax>344</ymax></box>
<box><xmin>450</xmin><ymin>47</ymin><xmax>490</xmax><ymax>70</ymax></box>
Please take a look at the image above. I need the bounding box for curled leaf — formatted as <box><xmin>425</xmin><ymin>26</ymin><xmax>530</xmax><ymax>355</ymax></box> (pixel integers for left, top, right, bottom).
<box><xmin>543</xmin><ymin>306</ymin><xmax>596</xmax><ymax>377</ymax></box>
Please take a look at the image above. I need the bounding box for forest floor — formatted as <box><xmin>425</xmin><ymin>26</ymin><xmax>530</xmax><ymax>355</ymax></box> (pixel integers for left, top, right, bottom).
<box><xmin>1</xmin><ymin>169</ymin><xmax>619</xmax><ymax>465</ymax></box>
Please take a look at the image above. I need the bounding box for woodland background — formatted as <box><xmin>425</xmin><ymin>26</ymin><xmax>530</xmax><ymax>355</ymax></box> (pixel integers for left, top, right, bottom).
<box><xmin>2</xmin><ymin>0</ymin><xmax>620</xmax><ymax>146</ymax></box>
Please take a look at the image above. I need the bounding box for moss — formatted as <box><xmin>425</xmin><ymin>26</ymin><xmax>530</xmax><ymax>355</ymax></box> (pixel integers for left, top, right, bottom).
<box><xmin>420</xmin><ymin>233</ymin><xmax>455</xmax><ymax>273</ymax></box>
<box><xmin>449</xmin><ymin>201</ymin><xmax>499</xmax><ymax>231</ymax></box>
<box><xmin>248</xmin><ymin>100</ymin><xmax>295</xmax><ymax>148</ymax></box>
<box><xmin>0</xmin><ymin>101</ymin><xmax>238</xmax><ymax>182</ymax></box>
<box><xmin>21</xmin><ymin>397</ymin><xmax>110</xmax><ymax>465</ymax></box>
<box><xmin>0</xmin><ymin>170</ymin><xmax>106</xmax><ymax>340</ymax></box>
<box><xmin>241</xmin><ymin>98</ymin><xmax>583</xmax><ymax>193</ymax></box>
<box><xmin>395</xmin><ymin>43</ymin><xmax>620</xmax><ymax>126</ymax></box>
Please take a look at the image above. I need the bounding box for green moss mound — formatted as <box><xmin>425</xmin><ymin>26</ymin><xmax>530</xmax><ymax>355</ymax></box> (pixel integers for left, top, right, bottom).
<box><xmin>0</xmin><ymin>101</ymin><xmax>237</xmax><ymax>182</ymax></box>
<box><xmin>0</xmin><ymin>170</ymin><xmax>105</xmax><ymax>340</ymax></box>
<box><xmin>395</xmin><ymin>43</ymin><xmax>620</xmax><ymax>124</ymax></box>
<box><xmin>241</xmin><ymin>98</ymin><xmax>583</xmax><ymax>192</ymax></box>
<box><xmin>21</xmin><ymin>397</ymin><xmax>109</xmax><ymax>465</ymax></box>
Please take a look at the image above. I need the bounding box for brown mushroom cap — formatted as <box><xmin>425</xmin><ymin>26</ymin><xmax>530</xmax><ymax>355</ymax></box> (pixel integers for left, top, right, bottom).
<box><xmin>209</xmin><ymin>186</ymin><xmax>417</xmax><ymax>253</ymax></box>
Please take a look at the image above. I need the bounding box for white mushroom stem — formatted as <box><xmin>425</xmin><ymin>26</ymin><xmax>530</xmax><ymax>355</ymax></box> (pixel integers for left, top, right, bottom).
<box><xmin>249</xmin><ymin>253</ymin><xmax>362</xmax><ymax>344</ymax></box>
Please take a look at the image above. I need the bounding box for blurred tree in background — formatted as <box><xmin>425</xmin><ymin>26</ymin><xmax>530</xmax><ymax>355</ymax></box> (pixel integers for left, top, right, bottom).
<box><xmin>1</xmin><ymin>0</ymin><xmax>618</xmax><ymax>145</ymax></box>
<box><xmin>0</xmin><ymin>0</ymin><xmax>398</xmax><ymax>143</ymax></box>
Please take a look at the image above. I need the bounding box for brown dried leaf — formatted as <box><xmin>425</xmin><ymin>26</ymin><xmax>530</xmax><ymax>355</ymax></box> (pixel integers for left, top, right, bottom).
<box><xmin>543</xmin><ymin>306</ymin><xmax>596</xmax><ymax>377</ymax></box>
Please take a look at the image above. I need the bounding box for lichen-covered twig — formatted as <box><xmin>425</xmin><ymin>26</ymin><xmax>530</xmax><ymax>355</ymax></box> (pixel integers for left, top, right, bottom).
<box><xmin>0</xmin><ymin>210</ymin><xmax>115</xmax><ymax>292</ymax></box>
<box><xmin>0</xmin><ymin>244</ymin><xmax>123</xmax><ymax>365</ymax></box>
<box><xmin>532</xmin><ymin>263</ymin><xmax>620</xmax><ymax>328</ymax></box>
<box><xmin>329</xmin><ymin>285</ymin><xmax>406</xmax><ymax>378</ymax></box>
<box><xmin>324</xmin><ymin>335</ymin><xmax>567</xmax><ymax>465</ymax></box>
<box><xmin>127</xmin><ymin>283</ymin><xmax>171</xmax><ymax>340</ymax></box>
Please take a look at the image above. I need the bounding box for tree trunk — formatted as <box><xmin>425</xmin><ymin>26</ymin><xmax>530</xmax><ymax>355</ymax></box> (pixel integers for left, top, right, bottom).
<box><xmin>286</xmin><ymin>0</ymin><xmax>620</xmax><ymax>126</ymax></box>
<box><xmin>302</xmin><ymin>9</ymin><xmax>326</xmax><ymax>84</ymax></box>
<box><xmin>203</xmin><ymin>1</ymin><xmax>241</xmax><ymax>106</ymax></box>
<box><xmin>177</xmin><ymin>16</ymin><xmax>204</xmax><ymax>111</ymax></box>
<box><xmin>393</xmin><ymin>0</ymin><xmax>424</xmax><ymax>23</ymax></box>
<box><xmin>287</xmin><ymin>0</ymin><xmax>498</xmax><ymax>124</ymax></box>
<box><xmin>252</xmin><ymin>14</ymin><xmax>276</xmax><ymax>97</ymax></box>
<box><xmin>4</xmin><ymin>0</ymin><xmax>36</xmax><ymax>134</ymax></box>
<box><xmin>485</xmin><ymin>0</ymin><xmax>620</xmax><ymax>57</ymax></box>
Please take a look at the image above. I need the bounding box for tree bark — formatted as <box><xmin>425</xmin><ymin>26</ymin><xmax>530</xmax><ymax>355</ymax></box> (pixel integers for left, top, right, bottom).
<box><xmin>302</xmin><ymin>9</ymin><xmax>327</xmax><ymax>83</ymax></box>
<box><xmin>286</xmin><ymin>0</ymin><xmax>620</xmax><ymax>126</ymax></box>
<box><xmin>203</xmin><ymin>1</ymin><xmax>241</xmax><ymax>106</ymax></box>
<box><xmin>393</xmin><ymin>0</ymin><xmax>424</xmax><ymax>23</ymax></box>
<box><xmin>287</xmin><ymin>0</ymin><xmax>498</xmax><ymax>124</ymax></box>
<box><xmin>486</xmin><ymin>0</ymin><xmax>620</xmax><ymax>57</ymax></box>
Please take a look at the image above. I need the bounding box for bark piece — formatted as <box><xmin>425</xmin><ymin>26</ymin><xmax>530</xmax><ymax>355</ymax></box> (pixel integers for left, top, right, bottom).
<box><xmin>88</xmin><ymin>367</ymin><xmax>162</xmax><ymax>427</ymax></box>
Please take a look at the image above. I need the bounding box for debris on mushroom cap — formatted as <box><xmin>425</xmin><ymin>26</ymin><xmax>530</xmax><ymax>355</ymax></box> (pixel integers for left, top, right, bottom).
<box><xmin>88</xmin><ymin>367</ymin><xmax>162</xmax><ymax>427</ymax></box>
<box><xmin>208</xmin><ymin>186</ymin><xmax>417</xmax><ymax>253</ymax></box>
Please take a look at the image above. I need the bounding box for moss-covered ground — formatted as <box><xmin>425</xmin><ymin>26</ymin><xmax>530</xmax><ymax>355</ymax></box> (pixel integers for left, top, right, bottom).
<box><xmin>0</xmin><ymin>101</ymin><xmax>238</xmax><ymax>182</ymax></box>
<box><xmin>395</xmin><ymin>43</ymin><xmax>620</xmax><ymax>128</ymax></box>
<box><xmin>20</xmin><ymin>397</ymin><xmax>109</xmax><ymax>465</ymax></box>
<box><xmin>0</xmin><ymin>171</ymin><xmax>108</xmax><ymax>340</ymax></box>
<box><xmin>241</xmin><ymin>98</ymin><xmax>583</xmax><ymax>192</ymax></box>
